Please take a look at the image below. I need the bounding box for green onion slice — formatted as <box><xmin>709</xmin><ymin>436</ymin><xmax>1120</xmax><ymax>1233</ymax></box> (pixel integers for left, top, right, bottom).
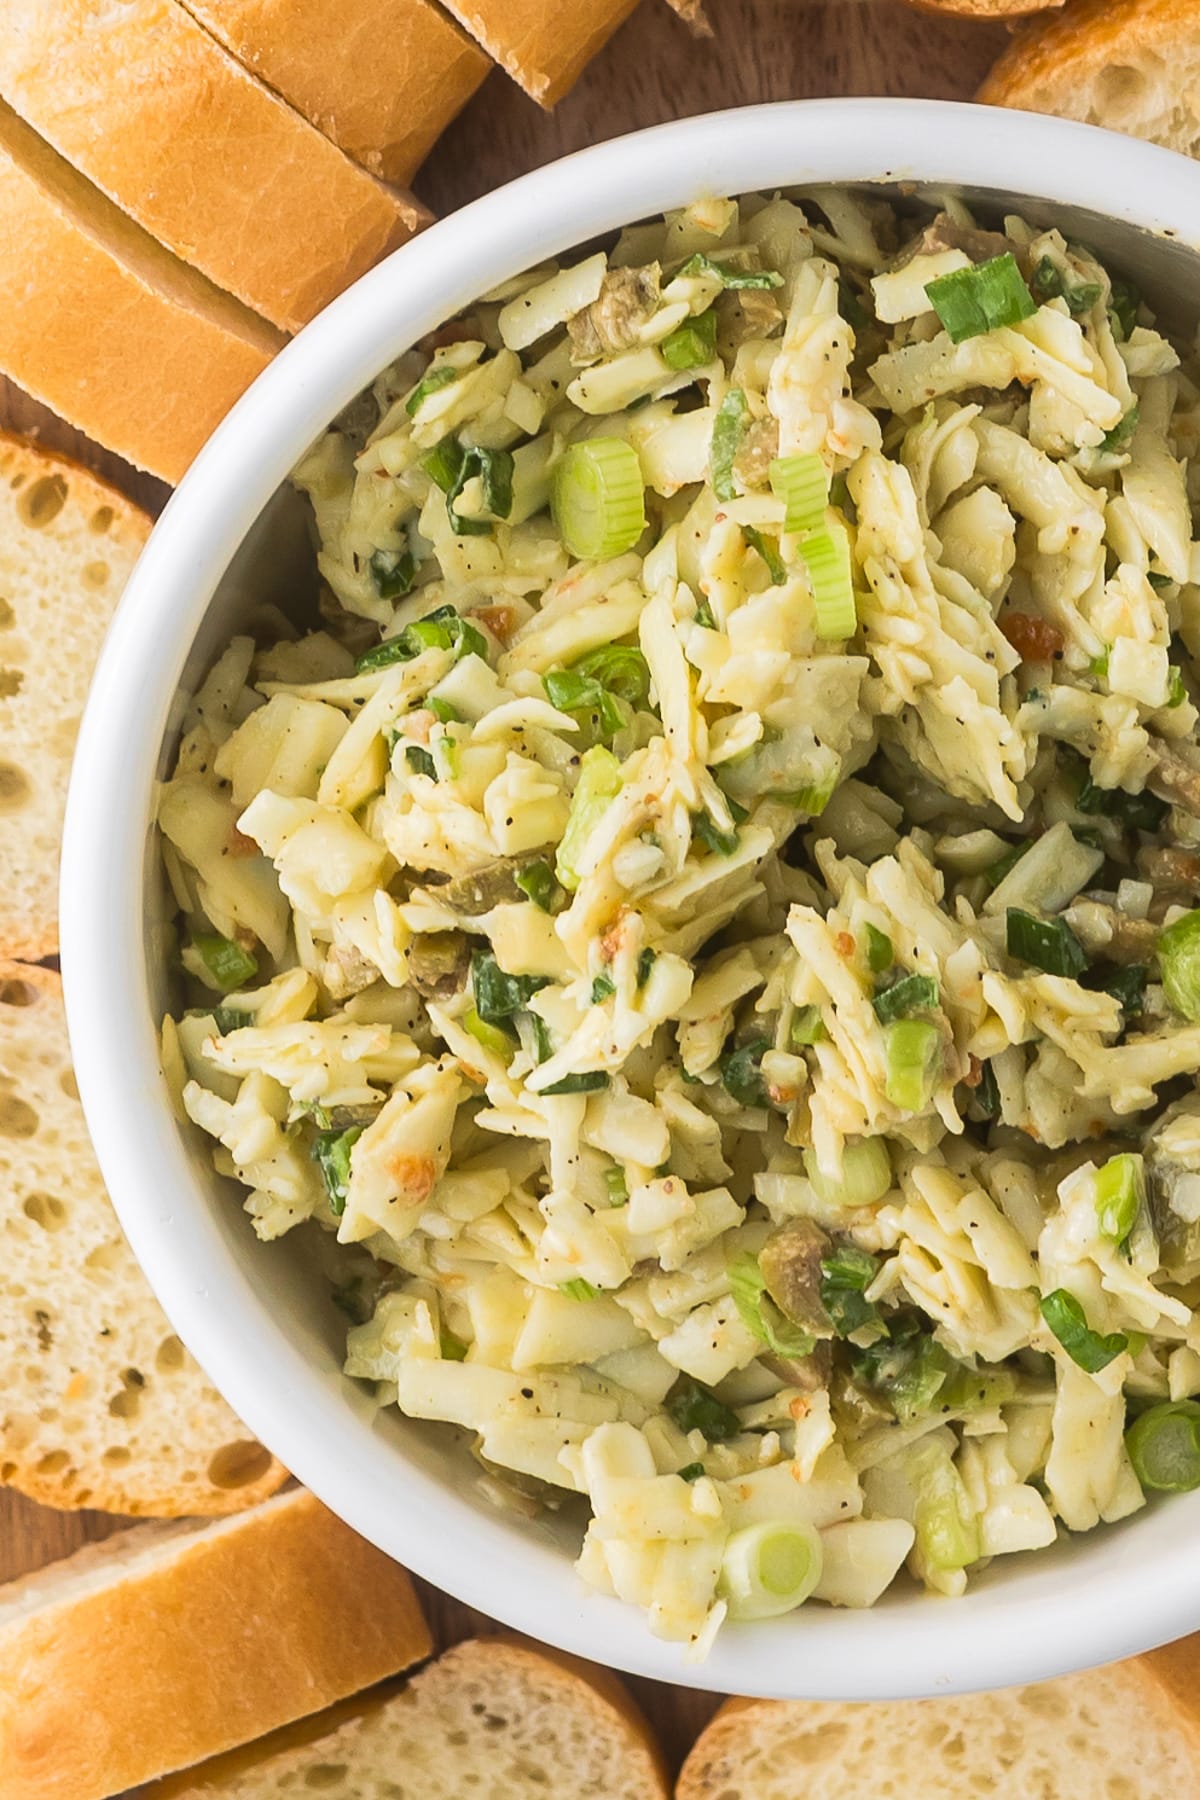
<box><xmin>1126</xmin><ymin>1401</ymin><xmax>1200</xmax><ymax>1492</ymax></box>
<box><xmin>819</xmin><ymin>1245</ymin><xmax>882</xmax><ymax>1338</ymax></box>
<box><xmin>552</xmin><ymin>438</ymin><xmax>646</xmax><ymax>561</ymax></box>
<box><xmin>883</xmin><ymin>1018</ymin><xmax>942</xmax><ymax>1113</ymax></box>
<box><xmin>540</xmin><ymin>1070</ymin><xmax>609</xmax><ymax>1095</ymax></box>
<box><xmin>1094</xmin><ymin>1152</ymin><xmax>1144</xmax><ymax>1245</ymax></box>
<box><xmin>405</xmin><ymin>365</ymin><xmax>458</xmax><ymax>416</ymax></box>
<box><xmin>573</xmin><ymin>645</ymin><xmax>651</xmax><ymax>709</ymax></box>
<box><xmin>311</xmin><ymin>1126</ymin><xmax>364</xmax><ymax>1217</ymax></box>
<box><xmin>191</xmin><ymin>933</ymin><xmax>258</xmax><ymax>993</ymax></box>
<box><xmin>798</xmin><ymin>522</ymin><xmax>856</xmax><ymax>640</ymax></box>
<box><xmin>1006</xmin><ymin>909</ymin><xmax>1087</xmax><ymax>979</ymax></box>
<box><xmin>710</xmin><ymin>388</ymin><xmax>749</xmax><ymax>503</ymax></box>
<box><xmin>445</xmin><ymin>445</ymin><xmax>514</xmax><ymax>536</ymax></box>
<box><xmin>666</xmin><ymin>1375</ymin><xmax>742</xmax><ymax>1442</ymax></box>
<box><xmin>555</xmin><ymin>745</ymin><xmax>623</xmax><ymax>891</ymax></box>
<box><xmin>720</xmin><ymin>1038</ymin><xmax>771</xmax><ymax>1109</ymax></box>
<box><xmin>677</xmin><ymin>252</ymin><xmax>784</xmax><ymax>291</ymax></box>
<box><xmin>790</xmin><ymin>1005</ymin><xmax>827</xmax><ymax>1048</ymax></box>
<box><xmin>356</xmin><ymin>604</ymin><xmax>488</xmax><ymax>674</ymax></box>
<box><xmin>660</xmin><ymin>307</ymin><xmax>718</xmax><ymax>370</ymax></box>
<box><xmin>1040</xmin><ymin>1288</ymin><xmax>1128</xmax><ymax>1372</ymax></box>
<box><xmin>471</xmin><ymin>952</ymin><xmax>549</xmax><ymax>1024</ymax></box>
<box><xmin>405</xmin><ymin>744</ymin><xmax>436</xmax><ymax>779</ymax></box>
<box><xmin>463</xmin><ymin>1006</ymin><xmax>516</xmax><ymax>1064</ymax></box>
<box><xmin>1076</xmin><ymin>775</ymin><xmax>1167</xmax><ymax>829</ymax></box>
<box><xmin>677</xmin><ymin>1461</ymin><xmax>706</xmax><ymax>1483</ymax></box>
<box><xmin>1158</xmin><ymin>910</ymin><xmax>1200</xmax><ymax>1021</ymax></box>
<box><xmin>604</xmin><ymin>1166</ymin><xmax>629</xmax><ymax>1206</ymax></box>
<box><xmin>590</xmin><ymin>973</ymin><xmax>616</xmax><ymax>1003</ymax></box>
<box><xmin>718</xmin><ymin>1520</ymin><xmax>823</xmax><ymax>1621</ymax></box>
<box><xmin>803</xmin><ymin>1138</ymin><xmax>892</xmax><ymax>1209</ymax></box>
<box><xmin>864</xmin><ymin>924</ymin><xmax>894</xmax><ymax>973</ymax></box>
<box><xmin>925</xmin><ymin>251</ymin><xmax>1036</xmax><ymax>344</ymax></box>
<box><xmin>369</xmin><ymin>545</ymin><xmax>416</xmax><ymax>599</ymax></box>
<box><xmin>872</xmin><ymin>972</ymin><xmax>939</xmax><ymax>1025</ymax></box>
<box><xmin>769</xmin><ymin>453</ymin><xmax>829</xmax><ymax>534</ymax></box>
<box><xmin>514</xmin><ymin>859</ymin><xmax>563</xmax><ymax>914</ymax></box>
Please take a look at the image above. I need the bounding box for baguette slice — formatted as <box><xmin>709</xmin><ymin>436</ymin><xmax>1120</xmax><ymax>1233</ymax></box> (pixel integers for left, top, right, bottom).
<box><xmin>439</xmin><ymin>0</ymin><xmax>640</xmax><ymax>106</ymax></box>
<box><xmin>144</xmin><ymin>1636</ymin><xmax>670</xmax><ymax>1799</ymax></box>
<box><xmin>904</xmin><ymin>0</ymin><xmax>1060</xmax><ymax>16</ymax></box>
<box><xmin>0</xmin><ymin>0</ymin><xmax>429</xmax><ymax>335</ymax></box>
<box><xmin>0</xmin><ymin>1485</ymin><xmax>432</xmax><ymax>1800</ymax></box>
<box><xmin>0</xmin><ymin>961</ymin><xmax>287</xmax><ymax>1516</ymax></box>
<box><xmin>179</xmin><ymin>0</ymin><xmax>490</xmax><ymax>186</ymax></box>
<box><xmin>677</xmin><ymin>1651</ymin><xmax>1200</xmax><ymax>1800</ymax></box>
<box><xmin>980</xmin><ymin>0</ymin><xmax>1200</xmax><ymax>152</ymax></box>
<box><xmin>0</xmin><ymin>98</ymin><xmax>283</xmax><ymax>483</ymax></box>
<box><xmin>0</xmin><ymin>437</ymin><xmax>151</xmax><ymax>959</ymax></box>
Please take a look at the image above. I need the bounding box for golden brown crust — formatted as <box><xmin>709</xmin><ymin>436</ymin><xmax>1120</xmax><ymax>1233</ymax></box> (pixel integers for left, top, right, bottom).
<box><xmin>0</xmin><ymin>100</ymin><xmax>282</xmax><ymax>483</ymax></box>
<box><xmin>0</xmin><ymin>0</ymin><xmax>429</xmax><ymax>334</ymax></box>
<box><xmin>439</xmin><ymin>0</ymin><xmax>640</xmax><ymax>106</ymax></box>
<box><xmin>978</xmin><ymin>0</ymin><xmax>1187</xmax><ymax>107</ymax></box>
<box><xmin>0</xmin><ymin>1488</ymin><xmax>433</xmax><ymax>1800</ymax></box>
<box><xmin>179</xmin><ymin>0</ymin><xmax>489</xmax><ymax>185</ymax></box>
<box><xmin>905</xmin><ymin>0</ymin><xmax>1060</xmax><ymax>16</ymax></box>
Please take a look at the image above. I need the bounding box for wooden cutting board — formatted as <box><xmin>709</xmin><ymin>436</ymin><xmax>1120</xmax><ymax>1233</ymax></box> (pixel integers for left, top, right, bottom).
<box><xmin>0</xmin><ymin>0</ymin><xmax>1009</xmax><ymax>1778</ymax></box>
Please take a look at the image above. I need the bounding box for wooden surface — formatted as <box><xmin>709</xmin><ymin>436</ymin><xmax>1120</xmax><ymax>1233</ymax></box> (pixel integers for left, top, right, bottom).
<box><xmin>0</xmin><ymin>0</ymin><xmax>1010</xmax><ymax>1781</ymax></box>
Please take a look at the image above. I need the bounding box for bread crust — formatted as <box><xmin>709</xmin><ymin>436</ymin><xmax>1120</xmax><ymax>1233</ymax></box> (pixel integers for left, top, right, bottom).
<box><xmin>979</xmin><ymin>0</ymin><xmax>1191</xmax><ymax>107</ymax></box>
<box><xmin>179</xmin><ymin>0</ymin><xmax>489</xmax><ymax>185</ymax></box>
<box><xmin>0</xmin><ymin>436</ymin><xmax>151</xmax><ymax>957</ymax></box>
<box><xmin>440</xmin><ymin>0</ymin><xmax>641</xmax><ymax>105</ymax></box>
<box><xmin>906</xmin><ymin>0</ymin><xmax>1061</xmax><ymax>15</ymax></box>
<box><xmin>0</xmin><ymin>0</ymin><xmax>430</xmax><ymax>334</ymax></box>
<box><xmin>0</xmin><ymin>1487</ymin><xmax>433</xmax><ymax>1800</ymax></box>
<box><xmin>0</xmin><ymin>100</ymin><xmax>282</xmax><ymax>483</ymax></box>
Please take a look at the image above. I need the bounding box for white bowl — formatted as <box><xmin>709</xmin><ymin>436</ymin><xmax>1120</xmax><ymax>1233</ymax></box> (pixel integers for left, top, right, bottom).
<box><xmin>62</xmin><ymin>98</ymin><xmax>1200</xmax><ymax>1701</ymax></box>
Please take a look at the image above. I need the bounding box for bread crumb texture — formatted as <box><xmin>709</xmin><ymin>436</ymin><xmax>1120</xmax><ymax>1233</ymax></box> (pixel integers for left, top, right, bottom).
<box><xmin>0</xmin><ymin>436</ymin><xmax>150</xmax><ymax>959</ymax></box>
<box><xmin>677</xmin><ymin>1664</ymin><xmax>1200</xmax><ymax>1800</ymax></box>
<box><xmin>981</xmin><ymin>0</ymin><xmax>1200</xmax><ymax>156</ymax></box>
<box><xmin>0</xmin><ymin>961</ymin><xmax>285</xmax><ymax>1513</ymax></box>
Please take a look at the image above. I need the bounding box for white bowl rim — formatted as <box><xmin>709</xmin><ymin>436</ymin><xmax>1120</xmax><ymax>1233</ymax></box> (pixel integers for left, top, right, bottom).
<box><xmin>61</xmin><ymin>97</ymin><xmax>1200</xmax><ymax>1701</ymax></box>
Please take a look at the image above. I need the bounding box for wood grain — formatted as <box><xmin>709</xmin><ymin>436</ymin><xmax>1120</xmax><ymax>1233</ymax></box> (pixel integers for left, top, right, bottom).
<box><xmin>0</xmin><ymin>0</ymin><xmax>1005</xmax><ymax>1780</ymax></box>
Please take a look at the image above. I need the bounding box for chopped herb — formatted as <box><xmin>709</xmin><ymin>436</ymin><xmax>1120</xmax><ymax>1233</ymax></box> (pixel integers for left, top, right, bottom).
<box><xmin>1040</xmin><ymin>1288</ymin><xmax>1127</xmax><ymax>1372</ymax></box>
<box><xmin>515</xmin><ymin>859</ymin><xmax>564</xmax><ymax>915</ymax></box>
<box><xmin>369</xmin><ymin>545</ymin><xmax>416</xmax><ymax>599</ymax></box>
<box><xmin>311</xmin><ymin>1126</ymin><xmax>364</xmax><ymax>1217</ymax></box>
<box><xmin>666</xmin><ymin>1375</ymin><xmax>742</xmax><ymax>1443</ymax></box>
<box><xmin>1006</xmin><ymin>909</ymin><xmax>1087</xmax><ymax>979</ymax></box>
<box><xmin>710</xmin><ymin>387</ymin><xmax>749</xmax><ymax>502</ymax></box>
<box><xmin>528</xmin><ymin>1012</ymin><xmax>554</xmax><ymax>1063</ymax></box>
<box><xmin>422</xmin><ymin>434</ymin><xmax>465</xmax><ymax>492</ymax></box>
<box><xmin>544</xmin><ymin>667</ymin><xmax>627</xmax><ymax>737</ymax></box>
<box><xmin>677</xmin><ymin>252</ymin><xmax>784</xmax><ymax>290</ymax></box>
<box><xmin>428</xmin><ymin>696</ymin><xmax>460</xmax><ymax>723</ymax></box>
<box><xmin>591</xmin><ymin>974</ymin><xmax>616</xmax><ymax>1003</ymax></box>
<box><xmin>405</xmin><ymin>744</ymin><xmax>436</xmax><ymax>779</ymax></box>
<box><xmin>819</xmin><ymin>1246</ymin><xmax>881</xmax><ymax>1338</ymax></box>
<box><xmin>1029</xmin><ymin>256</ymin><xmax>1101</xmax><ymax>315</ymax></box>
<box><xmin>872</xmin><ymin>973</ymin><xmax>939</xmax><ymax>1025</ymax></box>
<box><xmin>540</xmin><ymin>1070</ymin><xmax>609</xmax><ymax>1095</ymax></box>
<box><xmin>720</xmin><ymin>1037</ymin><xmax>771</xmax><ymax>1108</ymax></box>
<box><xmin>743</xmin><ymin>525</ymin><xmax>786</xmax><ymax>585</ymax></box>
<box><xmin>677</xmin><ymin>1461</ymin><xmax>707</xmax><ymax>1482</ymax></box>
<box><xmin>210</xmin><ymin>1005</ymin><xmax>246</xmax><ymax>1036</ymax></box>
<box><xmin>356</xmin><ymin>603</ymin><xmax>488</xmax><ymax>673</ymax></box>
<box><xmin>693</xmin><ymin>811</ymin><xmax>739</xmax><ymax>856</ymax></box>
<box><xmin>472</xmin><ymin>952</ymin><xmax>549</xmax><ymax>1024</ymax></box>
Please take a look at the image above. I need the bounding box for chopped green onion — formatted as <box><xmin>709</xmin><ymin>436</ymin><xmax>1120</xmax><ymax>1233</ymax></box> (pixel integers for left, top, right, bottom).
<box><xmin>590</xmin><ymin>974</ymin><xmax>616</xmax><ymax>1003</ymax></box>
<box><xmin>445</xmin><ymin>445</ymin><xmax>514</xmax><ymax>536</ymax></box>
<box><xmin>560</xmin><ymin>1278</ymin><xmax>601</xmax><ymax>1301</ymax></box>
<box><xmin>666</xmin><ymin>1375</ymin><xmax>741</xmax><ymax>1442</ymax></box>
<box><xmin>1168</xmin><ymin>666</ymin><xmax>1187</xmax><ymax>709</ymax></box>
<box><xmin>440</xmin><ymin>1328</ymin><xmax>469</xmax><ymax>1362</ymax></box>
<box><xmin>422</xmin><ymin>434</ymin><xmax>464</xmax><ymax>492</ymax></box>
<box><xmin>864</xmin><ymin>924</ymin><xmax>894</xmax><ymax>973</ymax></box>
<box><xmin>1095</xmin><ymin>1152</ymin><xmax>1144</xmax><ymax>1244</ymax></box>
<box><xmin>982</xmin><ymin>839</ymin><xmax>1032</xmax><ymax>891</ymax></box>
<box><xmin>405</xmin><ymin>744</ymin><xmax>436</xmax><ymax>779</ymax></box>
<box><xmin>191</xmin><ymin>933</ymin><xmax>258</xmax><ymax>992</ymax></box>
<box><xmin>677</xmin><ymin>252</ymin><xmax>784</xmax><ymax>291</ymax></box>
<box><xmin>790</xmin><ymin>1005</ymin><xmax>827</xmax><ymax>1048</ymax></box>
<box><xmin>1159</xmin><ymin>910</ymin><xmax>1200</xmax><ymax>1021</ymax></box>
<box><xmin>769</xmin><ymin>453</ymin><xmax>828</xmax><ymax>533</ymax></box>
<box><xmin>1108</xmin><ymin>277</ymin><xmax>1140</xmax><ymax>341</ymax></box>
<box><xmin>798</xmin><ymin>522</ymin><xmax>856</xmax><ymax>640</ymax></box>
<box><xmin>889</xmin><ymin>1337</ymin><xmax>957</xmax><ymax>1423</ymax></box>
<box><xmin>428</xmin><ymin>696</ymin><xmax>460</xmax><ymax>723</ymax></box>
<box><xmin>556</xmin><ymin>745</ymin><xmax>622</xmax><ymax>891</ymax></box>
<box><xmin>637</xmin><ymin>948</ymin><xmax>656</xmax><ymax>986</ymax></box>
<box><xmin>778</xmin><ymin>770</ymin><xmax>839</xmax><ymax>816</ymax></box>
<box><xmin>819</xmin><ymin>1245</ymin><xmax>881</xmax><ymax>1338</ymax></box>
<box><xmin>1098</xmin><ymin>404</ymin><xmax>1139</xmax><ymax>456</ymax></box>
<box><xmin>311</xmin><ymin>1126</ymin><xmax>364</xmax><ymax>1217</ymax></box>
<box><xmin>462</xmin><ymin>1006</ymin><xmax>516</xmax><ymax>1063</ymax></box>
<box><xmin>693</xmin><ymin>597</ymin><xmax>717</xmax><ymax>629</ymax></box>
<box><xmin>728</xmin><ymin>1251</ymin><xmax>816</xmax><ymax>1359</ymax></box>
<box><xmin>356</xmin><ymin>604</ymin><xmax>488</xmax><ymax>673</ymax></box>
<box><xmin>573</xmin><ymin>646</ymin><xmax>651</xmax><ymax>709</ymax></box>
<box><xmin>910</xmin><ymin>1438</ymin><xmax>980</xmax><ymax>1572</ymax></box>
<box><xmin>692</xmin><ymin>811</ymin><xmax>739</xmax><ymax>856</ymax></box>
<box><xmin>552</xmin><ymin>438</ymin><xmax>646</xmax><ymax>561</ymax></box>
<box><xmin>1040</xmin><ymin>1288</ymin><xmax>1127</xmax><ymax>1372</ymax></box>
<box><xmin>1148</xmin><ymin>570</ymin><xmax>1174</xmax><ymax>592</ymax></box>
<box><xmin>540</xmin><ymin>1070</ymin><xmax>609</xmax><ymax>1095</ymax></box>
<box><xmin>872</xmin><ymin>972</ymin><xmax>939</xmax><ymax>1025</ymax></box>
<box><xmin>543</xmin><ymin>668</ymin><xmax>627</xmax><ymax>738</ymax></box>
<box><xmin>209</xmin><ymin>1006</ymin><xmax>246</xmax><ymax>1037</ymax></box>
<box><xmin>974</xmin><ymin>1058</ymin><xmax>1000</xmax><ymax>1120</ymax></box>
<box><xmin>743</xmin><ymin>525</ymin><xmax>786</xmax><ymax>585</ymax></box>
<box><xmin>720</xmin><ymin>1038</ymin><xmax>771</xmax><ymax>1109</ymax></box>
<box><xmin>883</xmin><ymin>1018</ymin><xmax>942</xmax><ymax>1113</ymax></box>
<box><xmin>718</xmin><ymin>1520</ymin><xmax>823</xmax><ymax>1621</ymax></box>
<box><xmin>604</xmin><ymin>1166</ymin><xmax>629</xmax><ymax>1206</ymax></box>
<box><xmin>1076</xmin><ymin>775</ymin><xmax>1167</xmax><ymax>829</ymax></box>
<box><xmin>925</xmin><ymin>251</ymin><xmax>1036</xmax><ymax>344</ymax></box>
<box><xmin>1083</xmin><ymin>961</ymin><xmax>1147</xmax><ymax>1020</ymax></box>
<box><xmin>405</xmin><ymin>365</ymin><xmax>458</xmax><ymax>416</ymax></box>
<box><xmin>1029</xmin><ymin>256</ymin><xmax>1101</xmax><ymax>315</ymax></box>
<box><xmin>803</xmin><ymin>1138</ymin><xmax>892</xmax><ymax>1209</ymax></box>
<box><xmin>515</xmin><ymin>859</ymin><xmax>563</xmax><ymax>914</ymax></box>
<box><xmin>527</xmin><ymin>1011</ymin><xmax>554</xmax><ymax>1064</ymax></box>
<box><xmin>660</xmin><ymin>307</ymin><xmax>718</xmax><ymax>370</ymax></box>
<box><xmin>1006</xmin><ymin>909</ymin><xmax>1087</xmax><ymax>979</ymax></box>
<box><xmin>1126</xmin><ymin>1401</ymin><xmax>1200</xmax><ymax>1492</ymax></box>
<box><xmin>471</xmin><ymin>952</ymin><xmax>548</xmax><ymax>1024</ymax></box>
<box><xmin>710</xmin><ymin>388</ymin><xmax>749</xmax><ymax>503</ymax></box>
<box><xmin>677</xmin><ymin>1461</ymin><xmax>706</xmax><ymax>1483</ymax></box>
<box><xmin>369</xmin><ymin>545</ymin><xmax>416</xmax><ymax>599</ymax></box>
